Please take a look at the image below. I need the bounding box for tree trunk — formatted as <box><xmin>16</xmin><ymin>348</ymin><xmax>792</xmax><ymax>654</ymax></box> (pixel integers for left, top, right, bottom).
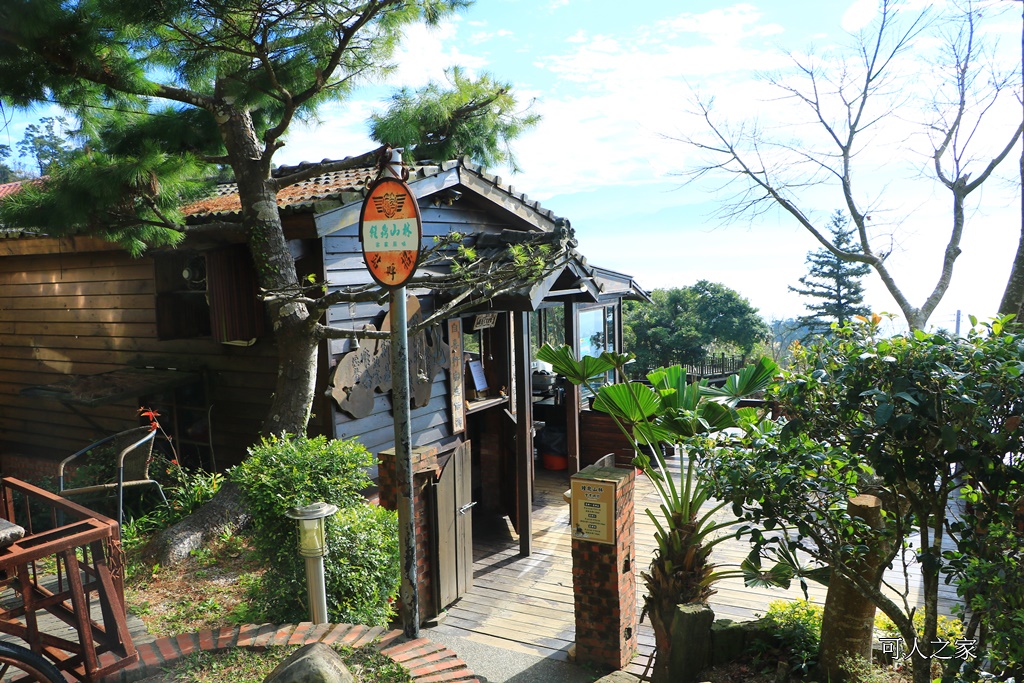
<box><xmin>144</xmin><ymin>481</ymin><xmax>249</xmax><ymax>564</ymax></box>
<box><xmin>819</xmin><ymin>494</ymin><xmax>887</xmax><ymax>682</ymax></box>
<box><xmin>649</xmin><ymin>608</ymin><xmax>673</xmax><ymax>683</ymax></box>
<box><xmin>151</xmin><ymin>106</ymin><xmax>320</xmax><ymax>563</ymax></box>
<box><xmin>999</xmin><ymin>3</ymin><xmax>1024</xmax><ymax>319</ymax></box>
<box><xmin>998</xmin><ymin>145</ymin><xmax>1024</xmax><ymax>317</ymax></box>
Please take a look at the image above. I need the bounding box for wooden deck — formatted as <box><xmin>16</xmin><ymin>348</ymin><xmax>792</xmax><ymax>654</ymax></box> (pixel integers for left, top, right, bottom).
<box><xmin>427</xmin><ymin>455</ymin><xmax>962</xmax><ymax>680</ymax></box>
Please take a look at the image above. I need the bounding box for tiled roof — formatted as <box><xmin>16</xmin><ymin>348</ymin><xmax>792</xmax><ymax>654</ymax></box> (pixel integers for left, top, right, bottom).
<box><xmin>0</xmin><ymin>181</ymin><xmax>24</xmax><ymax>199</ymax></box>
<box><xmin>184</xmin><ymin>166</ymin><xmax>380</xmax><ymax>219</ymax></box>
<box><xmin>0</xmin><ymin>181</ymin><xmax>44</xmax><ymax>238</ymax></box>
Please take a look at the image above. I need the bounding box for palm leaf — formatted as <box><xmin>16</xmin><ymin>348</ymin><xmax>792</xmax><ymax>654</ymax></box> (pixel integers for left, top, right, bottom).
<box><xmin>536</xmin><ymin>343</ymin><xmax>613</xmax><ymax>385</ymax></box>
<box><xmin>700</xmin><ymin>357</ymin><xmax>778</xmax><ymax>406</ymax></box>
<box><xmin>696</xmin><ymin>401</ymin><xmax>739</xmax><ymax>432</ymax></box>
<box><xmin>593</xmin><ymin>382</ymin><xmax>661</xmax><ymax>426</ymax></box>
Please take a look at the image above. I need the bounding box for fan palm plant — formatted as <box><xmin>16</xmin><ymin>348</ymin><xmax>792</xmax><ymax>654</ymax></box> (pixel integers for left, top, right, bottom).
<box><xmin>536</xmin><ymin>344</ymin><xmax>779</xmax><ymax>683</ymax></box>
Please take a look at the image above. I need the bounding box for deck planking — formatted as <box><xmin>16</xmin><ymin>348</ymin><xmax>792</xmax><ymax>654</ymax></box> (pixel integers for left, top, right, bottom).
<box><xmin>428</xmin><ymin>456</ymin><xmax>964</xmax><ymax>680</ymax></box>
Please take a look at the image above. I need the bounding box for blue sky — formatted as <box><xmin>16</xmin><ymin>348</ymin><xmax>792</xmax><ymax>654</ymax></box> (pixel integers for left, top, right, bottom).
<box><xmin>3</xmin><ymin>1</ymin><xmax>1020</xmax><ymax>330</ymax></box>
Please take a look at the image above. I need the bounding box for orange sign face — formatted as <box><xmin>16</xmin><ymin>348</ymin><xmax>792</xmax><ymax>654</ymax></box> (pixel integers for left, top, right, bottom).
<box><xmin>360</xmin><ymin>177</ymin><xmax>422</xmax><ymax>288</ymax></box>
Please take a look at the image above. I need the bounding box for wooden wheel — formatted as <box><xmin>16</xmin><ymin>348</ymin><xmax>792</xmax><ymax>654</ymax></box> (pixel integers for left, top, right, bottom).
<box><xmin>0</xmin><ymin>642</ymin><xmax>64</xmax><ymax>683</ymax></box>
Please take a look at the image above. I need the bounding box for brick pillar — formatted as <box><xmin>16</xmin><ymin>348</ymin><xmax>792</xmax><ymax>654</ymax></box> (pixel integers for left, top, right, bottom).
<box><xmin>378</xmin><ymin>446</ymin><xmax>439</xmax><ymax>624</ymax></box>
<box><xmin>571</xmin><ymin>464</ymin><xmax>637</xmax><ymax>671</ymax></box>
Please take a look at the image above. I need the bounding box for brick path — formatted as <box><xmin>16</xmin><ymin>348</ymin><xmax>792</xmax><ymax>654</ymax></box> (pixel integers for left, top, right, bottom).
<box><xmin>99</xmin><ymin>622</ymin><xmax>479</xmax><ymax>683</ymax></box>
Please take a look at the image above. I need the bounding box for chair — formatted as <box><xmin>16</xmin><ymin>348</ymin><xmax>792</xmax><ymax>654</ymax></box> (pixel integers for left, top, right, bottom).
<box><xmin>57</xmin><ymin>427</ymin><xmax>167</xmax><ymax>526</ymax></box>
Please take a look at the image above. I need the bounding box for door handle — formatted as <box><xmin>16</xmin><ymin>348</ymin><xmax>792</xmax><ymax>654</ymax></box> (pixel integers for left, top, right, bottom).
<box><xmin>458</xmin><ymin>501</ymin><xmax>477</xmax><ymax>515</ymax></box>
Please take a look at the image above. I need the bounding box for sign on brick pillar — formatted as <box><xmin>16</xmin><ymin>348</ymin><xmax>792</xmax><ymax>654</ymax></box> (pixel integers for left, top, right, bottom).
<box><xmin>378</xmin><ymin>446</ymin><xmax>438</xmax><ymax>624</ymax></box>
<box><xmin>570</xmin><ymin>463</ymin><xmax>637</xmax><ymax>671</ymax></box>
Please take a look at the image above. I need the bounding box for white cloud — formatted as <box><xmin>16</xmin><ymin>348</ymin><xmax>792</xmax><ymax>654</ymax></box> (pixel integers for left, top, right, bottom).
<box><xmin>469</xmin><ymin>29</ymin><xmax>514</xmax><ymax>45</ymax></box>
<box><xmin>657</xmin><ymin>4</ymin><xmax>784</xmax><ymax>46</ymax></box>
<box><xmin>385</xmin><ymin>19</ymin><xmax>489</xmax><ymax>88</ymax></box>
<box><xmin>840</xmin><ymin>0</ymin><xmax>878</xmax><ymax>32</ymax></box>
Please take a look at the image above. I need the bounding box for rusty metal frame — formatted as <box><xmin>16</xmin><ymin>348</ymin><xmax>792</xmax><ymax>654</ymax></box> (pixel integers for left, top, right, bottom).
<box><xmin>0</xmin><ymin>477</ymin><xmax>138</xmax><ymax>682</ymax></box>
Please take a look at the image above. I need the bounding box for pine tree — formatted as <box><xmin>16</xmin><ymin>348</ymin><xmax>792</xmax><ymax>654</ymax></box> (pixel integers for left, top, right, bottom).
<box><xmin>0</xmin><ymin>0</ymin><xmax>537</xmax><ymax>435</ymax></box>
<box><xmin>0</xmin><ymin>0</ymin><xmax>541</xmax><ymax>563</ymax></box>
<box><xmin>789</xmin><ymin>211</ymin><xmax>872</xmax><ymax>337</ymax></box>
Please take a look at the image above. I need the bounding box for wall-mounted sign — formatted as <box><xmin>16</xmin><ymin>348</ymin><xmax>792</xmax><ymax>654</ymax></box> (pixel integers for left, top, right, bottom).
<box><xmin>360</xmin><ymin>177</ymin><xmax>422</xmax><ymax>288</ymax></box>
<box><xmin>448</xmin><ymin>318</ymin><xmax>466</xmax><ymax>433</ymax></box>
<box><xmin>570</xmin><ymin>477</ymin><xmax>615</xmax><ymax>545</ymax></box>
<box><xmin>473</xmin><ymin>313</ymin><xmax>498</xmax><ymax>330</ymax></box>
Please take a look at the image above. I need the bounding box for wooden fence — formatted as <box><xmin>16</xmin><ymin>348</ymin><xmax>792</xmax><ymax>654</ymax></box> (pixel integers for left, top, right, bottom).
<box><xmin>682</xmin><ymin>354</ymin><xmax>746</xmax><ymax>380</ymax></box>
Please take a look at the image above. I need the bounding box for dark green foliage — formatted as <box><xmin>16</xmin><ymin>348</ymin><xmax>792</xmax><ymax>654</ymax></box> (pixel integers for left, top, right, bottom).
<box><xmin>623</xmin><ymin>282</ymin><xmax>770</xmax><ymax>377</ymax></box>
<box><xmin>955</xmin><ymin>521</ymin><xmax>1024</xmax><ymax>681</ymax></box>
<box><xmin>711</xmin><ymin>315</ymin><xmax>1024</xmax><ymax>682</ymax></box>
<box><xmin>371</xmin><ymin>67</ymin><xmax>540</xmax><ymax>171</ymax></box>
<box><xmin>230</xmin><ymin>435</ymin><xmax>399</xmax><ymax>626</ymax></box>
<box><xmin>788</xmin><ymin>211</ymin><xmax>872</xmax><ymax>338</ymax></box>
<box><xmin>0</xmin><ymin>0</ymin><xmax>511</xmax><ymax>251</ymax></box>
<box><xmin>1</xmin><ymin>148</ymin><xmax>210</xmax><ymax>254</ymax></box>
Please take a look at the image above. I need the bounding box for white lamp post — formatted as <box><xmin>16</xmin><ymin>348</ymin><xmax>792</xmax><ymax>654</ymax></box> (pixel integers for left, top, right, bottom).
<box><xmin>286</xmin><ymin>502</ymin><xmax>338</xmax><ymax>625</ymax></box>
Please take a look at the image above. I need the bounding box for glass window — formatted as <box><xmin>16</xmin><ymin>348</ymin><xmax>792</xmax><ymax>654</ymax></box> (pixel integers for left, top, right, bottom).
<box><xmin>578</xmin><ymin>304</ymin><xmax>618</xmax><ymax>386</ymax></box>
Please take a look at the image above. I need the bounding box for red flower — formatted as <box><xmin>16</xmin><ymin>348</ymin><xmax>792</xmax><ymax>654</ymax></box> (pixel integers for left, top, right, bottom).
<box><xmin>138</xmin><ymin>407</ymin><xmax>162</xmax><ymax>430</ymax></box>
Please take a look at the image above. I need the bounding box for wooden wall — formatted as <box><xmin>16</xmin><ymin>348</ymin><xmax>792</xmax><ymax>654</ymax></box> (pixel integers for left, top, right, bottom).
<box><xmin>0</xmin><ymin>235</ymin><xmax>298</xmax><ymax>473</ymax></box>
<box><xmin>322</xmin><ymin>197</ymin><xmax>510</xmax><ymax>458</ymax></box>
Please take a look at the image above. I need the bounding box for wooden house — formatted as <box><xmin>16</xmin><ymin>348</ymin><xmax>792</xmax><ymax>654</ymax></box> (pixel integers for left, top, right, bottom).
<box><xmin>0</xmin><ymin>158</ymin><xmax>647</xmax><ymax>616</ymax></box>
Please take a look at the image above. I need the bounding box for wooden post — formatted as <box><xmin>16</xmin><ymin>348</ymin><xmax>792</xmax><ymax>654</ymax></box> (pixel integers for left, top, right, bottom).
<box><xmin>564</xmin><ymin>300</ymin><xmax>581</xmax><ymax>473</ymax></box>
<box><xmin>514</xmin><ymin>311</ymin><xmax>533</xmax><ymax>557</ymax></box>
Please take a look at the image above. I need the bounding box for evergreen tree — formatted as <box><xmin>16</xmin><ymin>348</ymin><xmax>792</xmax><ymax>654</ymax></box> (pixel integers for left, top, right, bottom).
<box><xmin>0</xmin><ymin>146</ymin><xmax>27</xmax><ymax>184</ymax></box>
<box><xmin>0</xmin><ymin>0</ymin><xmax>537</xmax><ymax>435</ymax></box>
<box><xmin>623</xmin><ymin>281</ymin><xmax>770</xmax><ymax>377</ymax></box>
<box><xmin>0</xmin><ymin>0</ymin><xmax>542</xmax><ymax>562</ymax></box>
<box><xmin>788</xmin><ymin>211</ymin><xmax>872</xmax><ymax>337</ymax></box>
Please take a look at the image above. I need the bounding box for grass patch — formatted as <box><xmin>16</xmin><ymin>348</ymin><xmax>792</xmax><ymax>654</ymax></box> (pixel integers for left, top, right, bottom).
<box><xmin>125</xmin><ymin>530</ymin><xmax>267</xmax><ymax>637</ymax></box>
<box><xmin>163</xmin><ymin>644</ymin><xmax>411</xmax><ymax>683</ymax></box>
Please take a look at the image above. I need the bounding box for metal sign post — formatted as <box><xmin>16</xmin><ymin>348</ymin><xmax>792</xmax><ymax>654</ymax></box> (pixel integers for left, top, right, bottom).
<box><xmin>360</xmin><ymin>149</ymin><xmax>422</xmax><ymax>638</ymax></box>
<box><xmin>389</xmin><ymin>288</ymin><xmax>418</xmax><ymax>637</ymax></box>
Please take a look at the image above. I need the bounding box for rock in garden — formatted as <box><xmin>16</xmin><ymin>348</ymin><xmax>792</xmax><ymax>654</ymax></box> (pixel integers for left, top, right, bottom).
<box><xmin>263</xmin><ymin>642</ymin><xmax>355</xmax><ymax>683</ymax></box>
<box><xmin>0</xmin><ymin>519</ymin><xmax>25</xmax><ymax>549</ymax></box>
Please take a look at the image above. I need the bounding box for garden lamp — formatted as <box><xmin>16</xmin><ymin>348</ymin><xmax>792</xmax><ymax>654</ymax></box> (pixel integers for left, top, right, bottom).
<box><xmin>286</xmin><ymin>502</ymin><xmax>338</xmax><ymax>624</ymax></box>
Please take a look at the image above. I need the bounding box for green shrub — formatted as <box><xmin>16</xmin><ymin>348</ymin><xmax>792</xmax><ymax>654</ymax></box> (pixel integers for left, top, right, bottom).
<box><xmin>230</xmin><ymin>434</ymin><xmax>399</xmax><ymax>626</ymax></box>
<box><xmin>956</xmin><ymin>521</ymin><xmax>1024</xmax><ymax>680</ymax></box>
<box><xmin>758</xmin><ymin>599</ymin><xmax>823</xmax><ymax>675</ymax></box>
<box><xmin>874</xmin><ymin>609</ymin><xmax>963</xmax><ymax>648</ymax></box>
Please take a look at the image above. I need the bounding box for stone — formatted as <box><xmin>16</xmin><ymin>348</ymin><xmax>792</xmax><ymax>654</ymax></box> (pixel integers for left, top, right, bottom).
<box><xmin>594</xmin><ymin>672</ymin><xmax>641</xmax><ymax>683</ymax></box>
<box><xmin>0</xmin><ymin>518</ymin><xmax>25</xmax><ymax>549</ymax></box>
<box><xmin>709</xmin><ymin>619</ymin><xmax>747</xmax><ymax>666</ymax></box>
<box><xmin>263</xmin><ymin>642</ymin><xmax>356</xmax><ymax>683</ymax></box>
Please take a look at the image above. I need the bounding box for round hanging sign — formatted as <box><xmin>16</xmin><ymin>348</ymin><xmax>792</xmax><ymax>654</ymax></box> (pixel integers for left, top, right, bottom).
<box><xmin>360</xmin><ymin>176</ymin><xmax>422</xmax><ymax>288</ymax></box>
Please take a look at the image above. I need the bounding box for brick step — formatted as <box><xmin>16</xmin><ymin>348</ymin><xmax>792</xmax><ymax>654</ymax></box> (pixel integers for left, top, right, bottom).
<box><xmin>99</xmin><ymin>622</ymin><xmax>479</xmax><ymax>683</ymax></box>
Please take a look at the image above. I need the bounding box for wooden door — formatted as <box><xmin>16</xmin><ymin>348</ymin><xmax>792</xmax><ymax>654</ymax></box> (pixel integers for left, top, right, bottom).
<box><xmin>433</xmin><ymin>441</ymin><xmax>474</xmax><ymax>611</ymax></box>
